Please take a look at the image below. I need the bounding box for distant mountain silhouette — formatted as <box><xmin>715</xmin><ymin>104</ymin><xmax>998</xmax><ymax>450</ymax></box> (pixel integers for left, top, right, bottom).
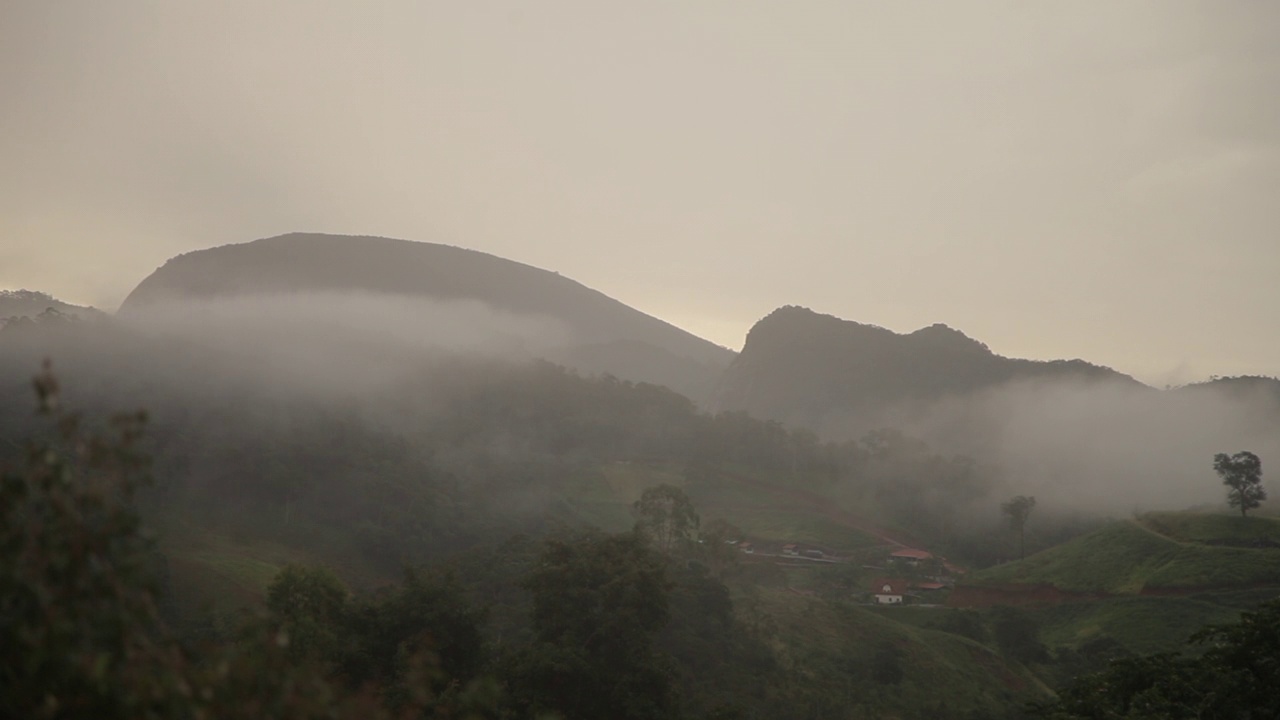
<box><xmin>1175</xmin><ymin>375</ymin><xmax>1280</xmax><ymax>401</ymax></box>
<box><xmin>0</xmin><ymin>290</ymin><xmax>105</xmax><ymax>327</ymax></box>
<box><xmin>119</xmin><ymin>233</ymin><xmax>734</xmax><ymax>399</ymax></box>
<box><xmin>1170</xmin><ymin>375</ymin><xmax>1280</xmax><ymax>424</ymax></box>
<box><xmin>714</xmin><ymin>305</ymin><xmax>1144</xmax><ymax>431</ymax></box>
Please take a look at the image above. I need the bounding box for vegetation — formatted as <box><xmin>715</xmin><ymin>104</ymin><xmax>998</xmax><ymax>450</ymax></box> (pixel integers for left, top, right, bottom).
<box><xmin>968</xmin><ymin>518</ymin><xmax>1280</xmax><ymax>593</ymax></box>
<box><xmin>1214</xmin><ymin>451</ymin><xmax>1266</xmax><ymax>517</ymax></box>
<box><xmin>4</xmin><ymin>299</ymin><xmax>1280</xmax><ymax>719</ymax></box>
<box><xmin>0</xmin><ymin>363</ymin><xmax>481</xmax><ymax>719</ymax></box>
<box><xmin>1003</xmin><ymin>495</ymin><xmax>1037</xmax><ymax>561</ymax></box>
<box><xmin>632</xmin><ymin>484</ymin><xmax>701</xmax><ymax>554</ymax></box>
<box><xmin>2</xmin><ymin>364</ymin><xmax>1055</xmax><ymax>718</ymax></box>
<box><xmin>1035</xmin><ymin>599</ymin><xmax>1280</xmax><ymax>718</ymax></box>
<box><xmin>1139</xmin><ymin>510</ymin><xmax>1280</xmax><ymax>546</ymax></box>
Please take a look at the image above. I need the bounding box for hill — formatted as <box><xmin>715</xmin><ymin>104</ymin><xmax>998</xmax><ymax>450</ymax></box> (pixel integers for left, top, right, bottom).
<box><xmin>118</xmin><ymin>233</ymin><xmax>734</xmax><ymax>400</ymax></box>
<box><xmin>961</xmin><ymin>512</ymin><xmax>1280</xmax><ymax>596</ymax></box>
<box><xmin>713</xmin><ymin>305</ymin><xmax>1143</xmax><ymax>432</ymax></box>
<box><xmin>1171</xmin><ymin>375</ymin><xmax>1280</xmax><ymax>425</ymax></box>
<box><xmin>0</xmin><ymin>289</ymin><xmax>105</xmax><ymax>326</ymax></box>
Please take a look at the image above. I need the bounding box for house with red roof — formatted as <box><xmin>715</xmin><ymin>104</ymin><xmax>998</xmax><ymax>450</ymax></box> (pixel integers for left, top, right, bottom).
<box><xmin>889</xmin><ymin>548</ymin><xmax>933</xmax><ymax>563</ymax></box>
<box><xmin>871</xmin><ymin>578</ymin><xmax>908</xmax><ymax>604</ymax></box>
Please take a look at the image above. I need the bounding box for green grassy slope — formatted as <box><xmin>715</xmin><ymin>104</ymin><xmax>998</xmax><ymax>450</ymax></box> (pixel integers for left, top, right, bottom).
<box><xmin>968</xmin><ymin>514</ymin><xmax>1280</xmax><ymax>593</ymax></box>
<box><xmin>157</xmin><ymin>516</ymin><xmax>388</xmax><ymax>625</ymax></box>
<box><xmin>1030</xmin><ymin>597</ymin><xmax>1243</xmax><ymax>656</ymax></box>
<box><xmin>1138</xmin><ymin>511</ymin><xmax>1280</xmax><ymax>545</ymax></box>
<box><xmin>755</xmin><ymin>589</ymin><xmax>1049</xmax><ymax>718</ymax></box>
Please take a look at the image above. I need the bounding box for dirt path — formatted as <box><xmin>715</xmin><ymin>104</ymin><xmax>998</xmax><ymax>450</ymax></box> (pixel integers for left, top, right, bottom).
<box><xmin>1125</xmin><ymin>517</ymin><xmax>1193</xmax><ymax>546</ymax></box>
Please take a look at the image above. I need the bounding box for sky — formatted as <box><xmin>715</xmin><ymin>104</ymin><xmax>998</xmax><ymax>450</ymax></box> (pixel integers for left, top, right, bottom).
<box><xmin>2</xmin><ymin>1</ymin><xmax>1277</xmax><ymax>386</ymax></box>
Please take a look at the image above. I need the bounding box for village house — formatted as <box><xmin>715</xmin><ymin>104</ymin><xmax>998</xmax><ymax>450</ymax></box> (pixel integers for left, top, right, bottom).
<box><xmin>911</xmin><ymin>581</ymin><xmax>947</xmax><ymax>595</ymax></box>
<box><xmin>889</xmin><ymin>548</ymin><xmax>933</xmax><ymax>565</ymax></box>
<box><xmin>782</xmin><ymin>543</ymin><xmax>800</xmax><ymax>556</ymax></box>
<box><xmin>871</xmin><ymin>578</ymin><xmax>908</xmax><ymax>605</ymax></box>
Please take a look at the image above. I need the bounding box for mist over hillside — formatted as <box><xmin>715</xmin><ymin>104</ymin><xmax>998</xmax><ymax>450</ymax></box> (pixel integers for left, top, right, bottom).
<box><xmin>0</xmin><ymin>290</ymin><xmax>106</xmax><ymax>326</ymax></box>
<box><xmin>119</xmin><ymin>233</ymin><xmax>733</xmax><ymax>401</ymax></box>
<box><xmin>716</xmin><ymin>305</ymin><xmax>1280</xmax><ymax>513</ymax></box>
<box><xmin>5</xmin><ymin>239</ymin><xmax>1280</xmax><ymax>719</ymax></box>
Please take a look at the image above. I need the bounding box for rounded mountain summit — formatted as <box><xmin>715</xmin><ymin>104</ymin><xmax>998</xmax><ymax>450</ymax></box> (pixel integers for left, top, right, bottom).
<box><xmin>120</xmin><ymin>233</ymin><xmax>735</xmax><ymax>400</ymax></box>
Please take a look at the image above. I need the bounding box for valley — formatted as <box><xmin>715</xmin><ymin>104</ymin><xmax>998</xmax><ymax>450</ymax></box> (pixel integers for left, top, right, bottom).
<box><xmin>3</xmin><ymin>234</ymin><xmax>1279</xmax><ymax>719</ymax></box>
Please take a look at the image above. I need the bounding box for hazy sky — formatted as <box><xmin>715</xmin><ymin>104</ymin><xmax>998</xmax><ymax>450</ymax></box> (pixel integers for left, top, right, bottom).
<box><xmin>2</xmin><ymin>1</ymin><xmax>1277</xmax><ymax>385</ymax></box>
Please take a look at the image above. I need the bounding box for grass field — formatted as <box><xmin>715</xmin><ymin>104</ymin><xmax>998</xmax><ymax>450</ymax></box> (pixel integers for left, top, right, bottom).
<box><xmin>754</xmin><ymin>589</ymin><xmax>1050</xmax><ymax>717</ymax></box>
<box><xmin>156</xmin><ymin>515</ymin><xmax>385</xmax><ymax>625</ymax></box>
<box><xmin>1138</xmin><ymin>511</ymin><xmax>1280</xmax><ymax>545</ymax></box>
<box><xmin>968</xmin><ymin>514</ymin><xmax>1280</xmax><ymax>593</ymax></box>
<box><xmin>1029</xmin><ymin>596</ymin><xmax>1243</xmax><ymax>656</ymax></box>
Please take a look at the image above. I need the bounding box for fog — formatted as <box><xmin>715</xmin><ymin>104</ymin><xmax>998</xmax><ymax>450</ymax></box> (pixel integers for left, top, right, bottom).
<box><xmin>119</xmin><ymin>292</ymin><xmax>572</xmax><ymax>396</ymax></box>
<box><xmin>6</xmin><ymin>296</ymin><xmax>1277</xmax><ymax>528</ymax></box>
<box><xmin>831</xmin><ymin>375</ymin><xmax>1280</xmax><ymax>516</ymax></box>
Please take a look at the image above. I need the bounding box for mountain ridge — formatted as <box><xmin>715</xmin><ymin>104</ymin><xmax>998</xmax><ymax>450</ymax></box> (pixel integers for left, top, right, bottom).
<box><xmin>714</xmin><ymin>305</ymin><xmax>1144</xmax><ymax>428</ymax></box>
<box><xmin>0</xmin><ymin>289</ymin><xmax>106</xmax><ymax>324</ymax></box>
<box><xmin>118</xmin><ymin>232</ymin><xmax>734</xmax><ymax>399</ymax></box>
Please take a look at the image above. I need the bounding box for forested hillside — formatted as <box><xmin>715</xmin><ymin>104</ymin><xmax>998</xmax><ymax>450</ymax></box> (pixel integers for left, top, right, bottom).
<box><xmin>4</xmin><ymin>243</ymin><xmax>1280</xmax><ymax>718</ymax></box>
<box><xmin>0</xmin><ymin>289</ymin><xmax>105</xmax><ymax>327</ymax></box>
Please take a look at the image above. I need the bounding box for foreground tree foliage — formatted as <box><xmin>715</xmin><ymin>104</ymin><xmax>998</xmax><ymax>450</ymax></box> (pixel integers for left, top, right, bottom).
<box><xmin>508</xmin><ymin>529</ymin><xmax>676</xmax><ymax>720</ymax></box>
<box><xmin>0</xmin><ymin>364</ymin><xmax>488</xmax><ymax>719</ymax></box>
<box><xmin>3</xmin><ymin>359</ymin><xmax>1096</xmax><ymax>719</ymax></box>
<box><xmin>1036</xmin><ymin>599</ymin><xmax>1280</xmax><ymax>719</ymax></box>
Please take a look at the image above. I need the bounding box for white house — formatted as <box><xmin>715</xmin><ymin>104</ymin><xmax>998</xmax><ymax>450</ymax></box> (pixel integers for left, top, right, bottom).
<box><xmin>872</xmin><ymin>578</ymin><xmax>908</xmax><ymax>604</ymax></box>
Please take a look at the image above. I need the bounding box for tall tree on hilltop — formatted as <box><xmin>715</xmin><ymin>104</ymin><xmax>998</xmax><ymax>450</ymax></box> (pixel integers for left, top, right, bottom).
<box><xmin>1214</xmin><ymin>451</ymin><xmax>1265</xmax><ymax>518</ymax></box>
<box><xmin>1001</xmin><ymin>495</ymin><xmax>1036</xmax><ymax>561</ymax></box>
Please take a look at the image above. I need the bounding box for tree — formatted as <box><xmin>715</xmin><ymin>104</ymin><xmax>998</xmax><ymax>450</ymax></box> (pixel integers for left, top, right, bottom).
<box><xmin>1213</xmin><ymin>451</ymin><xmax>1265</xmax><ymax>517</ymax></box>
<box><xmin>0</xmin><ymin>363</ymin><xmax>493</xmax><ymax>720</ymax></box>
<box><xmin>1001</xmin><ymin>495</ymin><xmax>1036</xmax><ymax>560</ymax></box>
<box><xmin>1035</xmin><ymin>599</ymin><xmax>1280</xmax><ymax>718</ymax></box>
<box><xmin>510</xmin><ymin>529</ymin><xmax>675</xmax><ymax>720</ymax></box>
<box><xmin>266</xmin><ymin>564</ymin><xmax>350</xmax><ymax>662</ymax></box>
<box><xmin>698</xmin><ymin>518</ymin><xmax>743</xmax><ymax>580</ymax></box>
<box><xmin>340</xmin><ymin>567</ymin><xmax>488</xmax><ymax>705</ymax></box>
<box><xmin>632</xmin><ymin>483</ymin><xmax>700</xmax><ymax>554</ymax></box>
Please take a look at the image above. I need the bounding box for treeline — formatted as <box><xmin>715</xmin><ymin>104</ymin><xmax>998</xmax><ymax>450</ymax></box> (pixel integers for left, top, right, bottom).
<box><xmin>0</xmin><ymin>319</ymin><xmax>1020</xmax><ymax>572</ymax></box>
<box><xmin>0</xmin><ymin>318</ymin><xmax>1113</xmax><ymax>577</ymax></box>
<box><xmin>0</xmin><ymin>376</ymin><xmax>911</xmax><ymax>719</ymax></box>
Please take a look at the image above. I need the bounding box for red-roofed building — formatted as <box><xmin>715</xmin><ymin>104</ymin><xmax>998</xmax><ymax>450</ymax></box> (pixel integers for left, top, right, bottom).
<box><xmin>871</xmin><ymin>578</ymin><xmax>908</xmax><ymax>604</ymax></box>
<box><xmin>890</xmin><ymin>548</ymin><xmax>933</xmax><ymax>562</ymax></box>
<box><xmin>782</xmin><ymin>544</ymin><xmax>799</xmax><ymax>556</ymax></box>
